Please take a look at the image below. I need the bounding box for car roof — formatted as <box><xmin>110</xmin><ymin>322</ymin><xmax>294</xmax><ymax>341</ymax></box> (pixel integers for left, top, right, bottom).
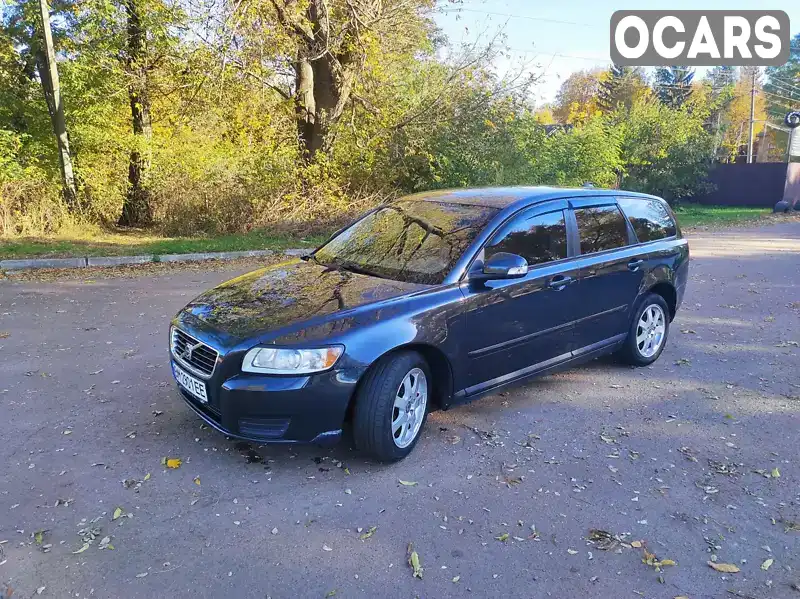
<box><xmin>398</xmin><ymin>186</ymin><xmax>660</xmax><ymax>209</ymax></box>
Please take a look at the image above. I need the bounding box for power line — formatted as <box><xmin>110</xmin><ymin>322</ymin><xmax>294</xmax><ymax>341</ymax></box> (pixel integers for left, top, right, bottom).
<box><xmin>438</xmin><ymin>8</ymin><xmax>593</xmax><ymax>28</ymax></box>
<box><xmin>761</xmin><ymin>89</ymin><xmax>800</xmax><ymax>106</ymax></box>
<box><xmin>766</xmin><ymin>83</ymin><xmax>800</xmax><ymax>98</ymax></box>
<box><xmin>767</xmin><ymin>76</ymin><xmax>800</xmax><ymax>94</ymax></box>
<box><xmin>506</xmin><ymin>47</ymin><xmax>612</xmax><ymax>63</ymax></box>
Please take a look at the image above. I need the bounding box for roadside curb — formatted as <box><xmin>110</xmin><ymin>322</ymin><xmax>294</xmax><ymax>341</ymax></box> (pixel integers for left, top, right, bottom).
<box><xmin>1</xmin><ymin>248</ymin><xmax>308</xmax><ymax>272</ymax></box>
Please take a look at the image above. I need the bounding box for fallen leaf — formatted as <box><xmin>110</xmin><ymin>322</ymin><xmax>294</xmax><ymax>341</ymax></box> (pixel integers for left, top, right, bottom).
<box><xmin>161</xmin><ymin>457</ymin><xmax>182</xmax><ymax>469</ymax></box>
<box><xmin>631</xmin><ymin>541</ymin><xmax>642</xmax><ymax>548</ymax></box>
<box><xmin>707</xmin><ymin>561</ymin><xmax>739</xmax><ymax>573</ymax></box>
<box><xmin>322</xmin><ymin>544</ymin><xmax>333</xmax><ymax>552</ymax></box>
<box><xmin>36</xmin><ymin>586</ymin><xmax>45</xmax><ymax>595</ymax></box>
<box><xmin>360</xmin><ymin>526</ymin><xmax>377</xmax><ymax>540</ymax></box>
<box><xmin>398</xmin><ymin>480</ymin><xmax>417</xmax><ymax>486</ymax></box>
<box><xmin>143</xmin><ymin>473</ymin><xmax>151</xmax><ymax>481</ymax></box>
<box><xmin>452</xmin><ymin>575</ymin><xmax>460</xmax><ymax>583</ymax></box>
<box><xmin>495</xmin><ymin>533</ymin><xmax>509</xmax><ymax>542</ymax></box>
<box><xmin>135</xmin><ymin>572</ymin><xmax>148</xmax><ymax>578</ymax></box>
<box><xmin>73</xmin><ymin>543</ymin><xmax>90</xmax><ymax>554</ymax></box>
<box><xmin>325</xmin><ymin>591</ymin><xmax>337</xmax><ymax>598</ymax></box>
<box><xmin>772</xmin><ymin>467</ymin><xmax>780</xmax><ymax>478</ymax></box>
<box><xmin>194</xmin><ymin>476</ymin><xmax>201</xmax><ymax>485</ymax></box>
<box><xmin>761</xmin><ymin>558</ymin><xmax>774</xmax><ymax>571</ymax></box>
<box><xmin>407</xmin><ymin>543</ymin><xmax>423</xmax><ymax>579</ymax></box>
<box><xmin>112</xmin><ymin>507</ymin><xmax>123</xmax><ymax>521</ymax></box>
<box><xmin>567</xmin><ymin>549</ymin><xmax>578</xmax><ymax>555</ymax></box>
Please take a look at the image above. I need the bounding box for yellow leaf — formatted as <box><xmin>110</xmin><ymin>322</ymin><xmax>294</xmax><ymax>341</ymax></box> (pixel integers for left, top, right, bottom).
<box><xmin>452</xmin><ymin>575</ymin><xmax>460</xmax><ymax>583</ymax></box>
<box><xmin>707</xmin><ymin>561</ymin><xmax>739</xmax><ymax>573</ymax></box>
<box><xmin>761</xmin><ymin>558</ymin><xmax>773</xmax><ymax>571</ymax></box>
<box><xmin>630</xmin><ymin>540</ymin><xmax>642</xmax><ymax>548</ymax></box>
<box><xmin>495</xmin><ymin>533</ymin><xmax>509</xmax><ymax>542</ymax></box>
<box><xmin>360</xmin><ymin>526</ymin><xmax>377</xmax><ymax>540</ymax></box>
<box><xmin>658</xmin><ymin>559</ymin><xmax>677</xmax><ymax>567</ymax></box>
<box><xmin>407</xmin><ymin>543</ymin><xmax>423</xmax><ymax>579</ymax></box>
<box><xmin>674</xmin><ymin>596</ymin><xmax>690</xmax><ymax>599</ymax></box>
<box><xmin>398</xmin><ymin>480</ymin><xmax>417</xmax><ymax>486</ymax></box>
<box><xmin>194</xmin><ymin>476</ymin><xmax>201</xmax><ymax>485</ymax></box>
<box><xmin>771</xmin><ymin>467</ymin><xmax>780</xmax><ymax>478</ymax></box>
<box><xmin>143</xmin><ymin>473</ymin><xmax>151</xmax><ymax>481</ymax></box>
<box><xmin>73</xmin><ymin>542</ymin><xmax>90</xmax><ymax>554</ymax></box>
<box><xmin>165</xmin><ymin>458</ymin><xmax>182</xmax><ymax>469</ymax></box>
<box><xmin>112</xmin><ymin>507</ymin><xmax>123</xmax><ymax>521</ymax></box>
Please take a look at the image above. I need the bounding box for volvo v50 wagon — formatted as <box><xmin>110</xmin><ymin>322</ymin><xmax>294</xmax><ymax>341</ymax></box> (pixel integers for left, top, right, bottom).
<box><xmin>170</xmin><ymin>187</ymin><xmax>689</xmax><ymax>461</ymax></box>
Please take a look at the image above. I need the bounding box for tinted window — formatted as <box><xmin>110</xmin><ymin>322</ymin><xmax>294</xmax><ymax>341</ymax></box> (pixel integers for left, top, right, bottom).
<box><xmin>618</xmin><ymin>197</ymin><xmax>677</xmax><ymax>242</ymax></box>
<box><xmin>485</xmin><ymin>210</ymin><xmax>567</xmax><ymax>266</ymax></box>
<box><xmin>314</xmin><ymin>200</ymin><xmax>499</xmax><ymax>284</ymax></box>
<box><xmin>574</xmin><ymin>205</ymin><xmax>629</xmax><ymax>254</ymax></box>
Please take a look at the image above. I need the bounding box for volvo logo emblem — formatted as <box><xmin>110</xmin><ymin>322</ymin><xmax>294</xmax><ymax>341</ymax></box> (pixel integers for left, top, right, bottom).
<box><xmin>181</xmin><ymin>341</ymin><xmax>203</xmax><ymax>362</ymax></box>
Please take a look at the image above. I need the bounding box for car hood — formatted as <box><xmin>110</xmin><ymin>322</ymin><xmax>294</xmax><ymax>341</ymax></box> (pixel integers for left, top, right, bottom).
<box><xmin>180</xmin><ymin>259</ymin><xmax>429</xmax><ymax>342</ymax></box>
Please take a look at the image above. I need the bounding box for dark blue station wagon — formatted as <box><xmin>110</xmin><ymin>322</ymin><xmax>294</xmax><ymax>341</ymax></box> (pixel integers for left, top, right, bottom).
<box><xmin>170</xmin><ymin>187</ymin><xmax>689</xmax><ymax>461</ymax></box>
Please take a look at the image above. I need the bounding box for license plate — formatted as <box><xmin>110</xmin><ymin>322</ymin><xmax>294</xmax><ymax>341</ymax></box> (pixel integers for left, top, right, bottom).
<box><xmin>172</xmin><ymin>362</ymin><xmax>208</xmax><ymax>403</ymax></box>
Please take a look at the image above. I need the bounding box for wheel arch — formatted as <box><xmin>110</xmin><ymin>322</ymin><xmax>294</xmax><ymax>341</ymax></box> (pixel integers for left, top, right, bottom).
<box><xmin>344</xmin><ymin>342</ymin><xmax>454</xmax><ymax>422</ymax></box>
<box><xmin>647</xmin><ymin>281</ymin><xmax>677</xmax><ymax>321</ymax></box>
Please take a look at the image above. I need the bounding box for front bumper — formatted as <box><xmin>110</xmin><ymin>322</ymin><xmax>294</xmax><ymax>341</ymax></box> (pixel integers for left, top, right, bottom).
<box><xmin>174</xmin><ymin>364</ymin><xmax>357</xmax><ymax>444</ymax></box>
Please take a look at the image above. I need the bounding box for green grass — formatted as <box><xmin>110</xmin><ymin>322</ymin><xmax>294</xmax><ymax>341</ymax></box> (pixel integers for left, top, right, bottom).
<box><xmin>0</xmin><ymin>229</ymin><xmax>328</xmax><ymax>261</ymax></box>
<box><xmin>0</xmin><ymin>204</ymin><xmax>776</xmax><ymax>260</ymax></box>
<box><xmin>673</xmin><ymin>205</ymin><xmax>771</xmax><ymax>228</ymax></box>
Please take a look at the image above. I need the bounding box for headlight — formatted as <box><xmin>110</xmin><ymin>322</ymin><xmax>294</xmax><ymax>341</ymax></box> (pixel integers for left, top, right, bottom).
<box><xmin>241</xmin><ymin>345</ymin><xmax>344</xmax><ymax>375</ymax></box>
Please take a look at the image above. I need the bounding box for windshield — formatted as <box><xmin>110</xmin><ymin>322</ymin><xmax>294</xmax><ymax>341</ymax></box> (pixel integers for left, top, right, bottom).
<box><xmin>313</xmin><ymin>200</ymin><xmax>499</xmax><ymax>284</ymax></box>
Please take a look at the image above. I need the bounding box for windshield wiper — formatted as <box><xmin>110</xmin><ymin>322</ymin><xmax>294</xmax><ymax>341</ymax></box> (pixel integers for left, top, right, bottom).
<box><xmin>332</xmin><ymin>261</ymin><xmax>385</xmax><ymax>279</ymax></box>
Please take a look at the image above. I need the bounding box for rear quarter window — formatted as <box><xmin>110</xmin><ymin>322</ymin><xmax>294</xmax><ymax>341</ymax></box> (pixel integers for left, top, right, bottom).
<box><xmin>617</xmin><ymin>197</ymin><xmax>677</xmax><ymax>242</ymax></box>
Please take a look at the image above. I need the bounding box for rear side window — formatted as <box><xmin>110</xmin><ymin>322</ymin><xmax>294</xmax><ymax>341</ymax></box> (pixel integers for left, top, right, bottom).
<box><xmin>573</xmin><ymin>205</ymin><xmax>630</xmax><ymax>254</ymax></box>
<box><xmin>485</xmin><ymin>210</ymin><xmax>567</xmax><ymax>266</ymax></box>
<box><xmin>618</xmin><ymin>197</ymin><xmax>677</xmax><ymax>242</ymax></box>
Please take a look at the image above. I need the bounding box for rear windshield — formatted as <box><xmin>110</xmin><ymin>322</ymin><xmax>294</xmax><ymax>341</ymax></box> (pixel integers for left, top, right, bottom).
<box><xmin>314</xmin><ymin>200</ymin><xmax>499</xmax><ymax>284</ymax></box>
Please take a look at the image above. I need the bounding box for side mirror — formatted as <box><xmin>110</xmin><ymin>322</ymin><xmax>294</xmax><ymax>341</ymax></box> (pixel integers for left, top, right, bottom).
<box><xmin>473</xmin><ymin>252</ymin><xmax>528</xmax><ymax>280</ymax></box>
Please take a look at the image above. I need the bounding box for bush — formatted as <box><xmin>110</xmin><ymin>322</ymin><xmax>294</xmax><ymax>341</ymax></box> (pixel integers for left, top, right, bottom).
<box><xmin>0</xmin><ymin>130</ymin><xmax>72</xmax><ymax>236</ymax></box>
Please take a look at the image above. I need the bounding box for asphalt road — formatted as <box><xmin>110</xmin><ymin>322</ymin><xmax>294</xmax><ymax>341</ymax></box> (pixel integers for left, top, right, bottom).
<box><xmin>2</xmin><ymin>221</ymin><xmax>799</xmax><ymax>599</ymax></box>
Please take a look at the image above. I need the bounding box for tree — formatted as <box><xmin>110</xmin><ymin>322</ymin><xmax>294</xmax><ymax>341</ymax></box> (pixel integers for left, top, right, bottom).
<box><xmin>257</xmin><ymin>0</ymin><xmax>433</xmax><ymax>161</ymax></box>
<box><xmin>598</xmin><ymin>64</ymin><xmax>648</xmax><ymax>113</ymax></box>
<box><xmin>2</xmin><ymin>0</ymin><xmax>78</xmax><ymax>206</ymax></box>
<box><xmin>655</xmin><ymin>66</ymin><xmax>695</xmax><ymax>108</ymax></box>
<box><xmin>764</xmin><ymin>33</ymin><xmax>800</xmax><ymax>120</ymax></box>
<box><xmin>713</xmin><ymin>68</ymin><xmax>767</xmax><ymax>162</ymax></box>
<box><xmin>552</xmin><ymin>69</ymin><xmax>604</xmax><ymax>123</ymax></box>
<box><xmin>117</xmin><ymin>0</ymin><xmax>153</xmax><ymax>226</ymax></box>
<box><xmin>615</xmin><ymin>96</ymin><xmax>714</xmax><ymax>202</ymax></box>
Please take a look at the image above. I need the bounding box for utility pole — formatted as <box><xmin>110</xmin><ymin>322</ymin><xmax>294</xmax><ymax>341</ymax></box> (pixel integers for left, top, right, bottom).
<box><xmin>746</xmin><ymin>67</ymin><xmax>758</xmax><ymax>164</ymax></box>
<box><xmin>37</xmin><ymin>0</ymin><xmax>78</xmax><ymax>206</ymax></box>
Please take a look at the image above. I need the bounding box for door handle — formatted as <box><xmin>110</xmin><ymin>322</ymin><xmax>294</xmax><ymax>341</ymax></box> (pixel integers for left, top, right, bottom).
<box><xmin>547</xmin><ymin>275</ymin><xmax>574</xmax><ymax>290</ymax></box>
<box><xmin>627</xmin><ymin>259</ymin><xmax>644</xmax><ymax>271</ymax></box>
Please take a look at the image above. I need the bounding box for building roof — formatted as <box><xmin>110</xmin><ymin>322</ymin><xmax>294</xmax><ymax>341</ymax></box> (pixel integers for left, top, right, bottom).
<box><xmin>399</xmin><ymin>186</ymin><xmax>626</xmax><ymax>209</ymax></box>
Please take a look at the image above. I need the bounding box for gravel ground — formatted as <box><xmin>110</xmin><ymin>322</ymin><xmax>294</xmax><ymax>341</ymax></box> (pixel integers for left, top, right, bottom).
<box><xmin>1</xmin><ymin>221</ymin><xmax>799</xmax><ymax>599</ymax></box>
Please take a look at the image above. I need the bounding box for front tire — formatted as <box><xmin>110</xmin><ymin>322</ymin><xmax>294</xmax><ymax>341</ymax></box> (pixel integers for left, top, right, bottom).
<box><xmin>619</xmin><ymin>293</ymin><xmax>670</xmax><ymax>366</ymax></box>
<box><xmin>352</xmin><ymin>351</ymin><xmax>430</xmax><ymax>462</ymax></box>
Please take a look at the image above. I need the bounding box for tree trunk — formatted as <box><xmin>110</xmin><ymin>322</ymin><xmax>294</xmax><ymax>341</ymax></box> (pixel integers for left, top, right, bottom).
<box><xmin>118</xmin><ymin>0</ymin><xmax>153</xmax><ymax>227</ymax></box>
<box><xmin>294</xmin><ymin>58</ymin><xmax>317</xmax><ymax>160</ymax></box>
<box><xmin>36</xmin><ymin>0</ymin><xmax>78</xmax><ymax>208</ymax></box>
<box><xmin>291</xmin><ymin>0</ymin><xmax>357</xmax><ymax>161</ymax></box>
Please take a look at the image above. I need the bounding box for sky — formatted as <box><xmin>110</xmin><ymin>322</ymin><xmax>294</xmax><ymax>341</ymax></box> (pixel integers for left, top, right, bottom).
<box><xmin>433</xmin><ymin>0</ymin><xmax>800</xmax><ymax>105</ymax></box>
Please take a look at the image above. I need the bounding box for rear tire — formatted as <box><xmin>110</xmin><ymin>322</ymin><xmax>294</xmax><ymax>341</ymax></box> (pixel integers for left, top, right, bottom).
<box><xmin>352</xmin><ymin>351</ymin><xmax>431</xmax><ymax>462</ymax></box>
<box><xmin>619</xmin><ymin>293</ymin><xmax>670</xmax><ymax>366</ymax></box>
